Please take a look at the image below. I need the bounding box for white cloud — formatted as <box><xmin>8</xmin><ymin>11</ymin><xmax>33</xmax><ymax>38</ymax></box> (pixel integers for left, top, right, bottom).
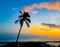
<box><xmin>30</xmin><ymin>11</ymin><xmax>38</xmax><ymax>14</ymax></box>
<box><xmin>12</xmin><ymin>8</ymin><xmax>17</xmax><ymax>10</ymax></box>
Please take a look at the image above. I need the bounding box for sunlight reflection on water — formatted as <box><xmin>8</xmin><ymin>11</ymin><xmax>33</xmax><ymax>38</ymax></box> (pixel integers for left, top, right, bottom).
<box><xmin>0</xmin><ymin>38</ymin><xmax>60</xmax><ymax>42</ymax></box>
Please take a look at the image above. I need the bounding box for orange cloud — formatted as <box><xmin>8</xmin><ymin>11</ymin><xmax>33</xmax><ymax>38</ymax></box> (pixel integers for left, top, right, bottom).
<box><xmin>22</xmin><ymin>24</ymin><xmax>60</xmax><ymax>39</ymax></box>
<box><xmin>23</xmin><ymin>2</ymin><xmax>60</xmax><ymax>12</ymax></box>
<box><xmin>31</xmin><ymin>24</ymin><xmax>60</xmax><ymax>39</ymax></box>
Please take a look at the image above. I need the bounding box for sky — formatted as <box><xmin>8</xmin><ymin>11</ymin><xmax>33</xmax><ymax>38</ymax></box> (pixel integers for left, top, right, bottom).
<box><xmin>0</xmin><ymin>0</ymin><xmax>60</xmax><ymax>41</ymax></box>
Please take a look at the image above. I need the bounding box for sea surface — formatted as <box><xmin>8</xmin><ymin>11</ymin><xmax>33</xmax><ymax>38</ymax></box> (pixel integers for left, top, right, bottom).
<box><xmin>0</xmin><ymin>33</ymin><xmax>60</xmax><ymax>46</ymax></box>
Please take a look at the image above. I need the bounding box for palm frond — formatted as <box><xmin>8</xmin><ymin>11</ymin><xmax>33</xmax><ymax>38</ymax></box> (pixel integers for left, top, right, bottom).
<box><xmin>15</xmin><ymin>20</ymin><xmax>19</xmax><ymax>24</ymax></box>
<box><xmin>23</xmin><ymin>12</ymin><xmax>30</xmax><ymax>17</ymax></box>
<box><xmin>20</xmin><ymin>19</ymin><xmax>24</xmax><ymax>27</ymax></box>
<box><xmin>19</xmin><ymin>11</ymin><xmax>22</xmax><ymax>14</ymax></box>
<box><xmin>19</xmin><ymin>15</ymin><xmax>23</xmax><ymax>18</ymax></box>
<box><xmin>25</xmin><ymin>18</ymin><xmax>31</xmax><ymax>23</ymax></box>
<box><xmin>25</xmin><ymin>20</ymin><xmax>30</xmax><ymax>27</ymax></box>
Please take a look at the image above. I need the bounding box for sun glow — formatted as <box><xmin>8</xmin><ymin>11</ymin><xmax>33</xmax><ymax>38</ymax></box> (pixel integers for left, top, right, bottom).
<box><xmin>22</xmin><ymin>24</ymin><xmax>60</xmax><ymax>39</ymax></box>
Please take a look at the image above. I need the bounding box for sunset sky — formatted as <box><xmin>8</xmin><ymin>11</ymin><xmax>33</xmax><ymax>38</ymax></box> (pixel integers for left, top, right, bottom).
<box><xmin>0</xmin><ymin>0</ymin><xmax>60</xmax><ymax>41</ymax></box>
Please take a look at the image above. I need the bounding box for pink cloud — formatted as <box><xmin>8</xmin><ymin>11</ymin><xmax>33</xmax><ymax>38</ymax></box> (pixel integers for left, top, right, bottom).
<box><xmin>23</xmin><ymin>2</ymin><xmax>60</xmax><ymax>12</ymax></box>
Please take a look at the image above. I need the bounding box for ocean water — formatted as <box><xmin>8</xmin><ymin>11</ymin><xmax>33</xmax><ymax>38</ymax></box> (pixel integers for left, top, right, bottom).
<box><xmin>0</xmin><ymin>39</ymin><xmax>60</xmax><ymax>47</ymax></box>
<box><xmin>0</xmin><ymin>33</ymin><xmax>60</xmax><ymax>46</ymax></box>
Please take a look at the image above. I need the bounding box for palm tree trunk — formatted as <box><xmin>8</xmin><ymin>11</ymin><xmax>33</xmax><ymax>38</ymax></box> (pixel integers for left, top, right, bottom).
<box><xmin>16</xmin><ymin>26</ymin><xmax>22</xmax><ymax>43</ymax></box>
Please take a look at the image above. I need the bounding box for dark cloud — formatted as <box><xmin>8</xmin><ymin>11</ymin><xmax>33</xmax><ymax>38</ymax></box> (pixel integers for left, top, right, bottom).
<box><xmin>49</xmin><ymin>0</ymin><xmax>60</xmax><ymax>3</ymax></box>
<box><xmin>42</xmin><ymin>23</ymin><xmax>60</xmax><ymax>28</ymax></box>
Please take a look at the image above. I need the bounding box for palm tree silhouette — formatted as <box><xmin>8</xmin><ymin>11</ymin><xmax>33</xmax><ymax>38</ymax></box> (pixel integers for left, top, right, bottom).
<box><xmin>15</xmin><ymin>11</ymin><xmax>31</xmax><ymax>43</ymax></box>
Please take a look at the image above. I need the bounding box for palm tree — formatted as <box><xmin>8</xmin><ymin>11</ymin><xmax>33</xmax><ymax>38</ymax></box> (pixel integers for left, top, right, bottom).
<box><xmin>15</xmin><ymin>11</ymin><xmax>31</xmax><ymax>43</ymax></box>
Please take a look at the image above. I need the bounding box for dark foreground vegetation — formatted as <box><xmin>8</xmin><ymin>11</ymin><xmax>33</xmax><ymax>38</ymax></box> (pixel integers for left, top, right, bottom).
<box><xmin>0</xmin><ymin>41</ymin><xmax>60</xmax><ymax>47</ymax></box>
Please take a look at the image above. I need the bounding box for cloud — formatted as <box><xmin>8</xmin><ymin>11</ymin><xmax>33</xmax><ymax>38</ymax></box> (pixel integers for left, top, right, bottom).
<box><xmin>42</xmin><ymin>23</ymin><xmax>60</xmax><ymax>28</ymax></box>
<box><xmin>31</xmin><ymin>11</ymin><xmax>38</xmax><ymax>14</ymax></box>
<box><xmin>49</xmin><ymin>0</ymin><xmax>59</xmax><ymax>3</ymax></box>
<box><xmin>23</xmin><ymin>2</ymin><xmax>60</xmax><ymax>12</ymax></box>
<box><xmin>12</xmin><ymin>8</ymin><xmax>17</xmax><ymax>10</ymax></box>
<box><xmin>28</xmin><ymin>24</ymin><xmax>60</xmax><ymax>39</ymax></box>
